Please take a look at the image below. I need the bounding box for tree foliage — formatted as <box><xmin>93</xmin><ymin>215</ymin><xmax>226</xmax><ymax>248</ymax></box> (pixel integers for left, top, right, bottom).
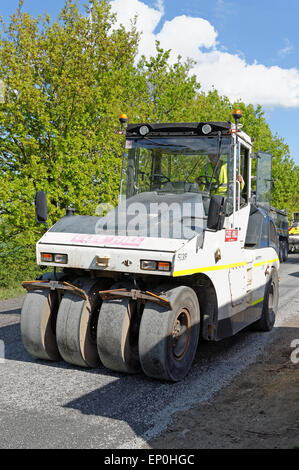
<box><xmin>0</xmin><ymin>0</ymin><xmax>298</xmax><ymax>289</ymax></box>
<box><xmin>0</xmin><ymin>0</ymin><xmax>138</xmax><ymax>245</ymax></box>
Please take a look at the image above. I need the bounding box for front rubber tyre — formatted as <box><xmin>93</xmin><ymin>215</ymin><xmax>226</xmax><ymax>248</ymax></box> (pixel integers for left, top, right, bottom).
<box><xmin>20</xmin><ymin>272</ymin><xmax>64</xmax><ymax>361</ymax></box>
<box><xmin>21</xmin><ymin>289</ymin><xmax>61</xmax><ymax>361</ymax></box>
<box><xmin>252</xmin><ymin>269</ymin><xmax>279</xmax><ymax>332</ymax></box>
<box><xmin>97</xmin><ymin>297</ymin><xmax>141</xmax><ymax>374</ymax></box>
<box><xmin>56</xmin><ymin>277</ymin><xmax>110</xmax><ymax>368</ymax></box>
<box><xmin>138</xmin><ymin>286</ymin><xmax>200</xmax><ymax>382</ymax></box>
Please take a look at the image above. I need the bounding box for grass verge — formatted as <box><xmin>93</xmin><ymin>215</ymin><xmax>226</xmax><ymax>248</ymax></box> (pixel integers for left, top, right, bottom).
<box><xmin>0</xmin><ymin>249</ymin><xmax>49</xmax><ymax>301</ymax></box>
<box><xmin>0</xmin><ymin>285</ymin><xmax>25</xmax><ymax>301</ymax></box>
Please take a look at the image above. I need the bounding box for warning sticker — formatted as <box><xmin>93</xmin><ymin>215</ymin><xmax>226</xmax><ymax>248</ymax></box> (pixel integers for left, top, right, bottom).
<box><xmin>225</xmin><ymin>229</ymin><xmax>238</xmax><ymax>242</ymax></box>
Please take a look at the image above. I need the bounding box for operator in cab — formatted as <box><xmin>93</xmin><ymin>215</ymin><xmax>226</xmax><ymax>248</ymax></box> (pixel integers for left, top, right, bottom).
<box><xmin>197</xmin><ymin>154</ymin><xmax>244</xmax><ymax>196</ymax></box>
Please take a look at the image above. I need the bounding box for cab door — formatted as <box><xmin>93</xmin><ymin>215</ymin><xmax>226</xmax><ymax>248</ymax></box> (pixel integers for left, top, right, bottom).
<box><xmin>256</xmin><ymin>152</ymin><xmax>272</xmax><ymax>210</ymax></box>
<box><xmin>252</xmin><ymin>152</ymin><xmax>276</xmax><ymax>310</ymax></box>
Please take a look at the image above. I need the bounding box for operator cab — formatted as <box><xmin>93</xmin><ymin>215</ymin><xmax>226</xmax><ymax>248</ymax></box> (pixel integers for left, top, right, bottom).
<box><xmin>37</xmin><ymin>113</ymin><xmax>272</xmax><ymax>245</ymax></box>
<box><xmin>121</xmin><ymin>117</ymin><xmax>252</xmax><ymax>233</ymax></box>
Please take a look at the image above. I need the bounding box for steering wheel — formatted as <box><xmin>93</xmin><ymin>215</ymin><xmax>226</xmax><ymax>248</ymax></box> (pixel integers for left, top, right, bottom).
<box><xmin>197</xmin><ymin>175</ymin><xmax>212</xmax><ymax>184</ymax></box>
<box><xmin>152</xmin><ymin>173</ymin><xmax>171</xmax><ymax>185</ymax></box>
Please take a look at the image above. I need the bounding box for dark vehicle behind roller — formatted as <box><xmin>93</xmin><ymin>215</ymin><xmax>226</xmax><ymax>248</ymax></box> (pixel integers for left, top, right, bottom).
<box><xmin>269</xmin><ymin>207</ymin><xmax>289</xmax><ymax>262</ymax></box>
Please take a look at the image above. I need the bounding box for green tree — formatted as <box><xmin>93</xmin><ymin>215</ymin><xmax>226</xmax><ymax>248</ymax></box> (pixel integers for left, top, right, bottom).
<box><xmin>0</xmin><ymin>0</ymin><xmax>139</xmax><ymax>238</ymax></box>
<box><xmin>136</xmin><ymin>43</ymin><xmax>200</xmax><ymax>122</ymax></box>
<box><xmin>0</xmin><ymin>0</ymin><xmax>139</xmax><ymax>290</ymax></box>
<box><xmin>189</xmin><ymin>91</ymin><xmax>299</xmax><ymax>218</ymax></box>
<box><xmin>0</xmin><ymin>0</ymin><xmax>298</xmax><ymax>295</ymax></box>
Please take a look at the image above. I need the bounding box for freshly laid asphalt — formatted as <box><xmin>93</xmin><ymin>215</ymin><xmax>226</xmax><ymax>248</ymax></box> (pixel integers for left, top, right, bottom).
<box><xmin>0</xmin><ymin>255</ymin><xmax>298</xmax><ymax>449</ymax></box>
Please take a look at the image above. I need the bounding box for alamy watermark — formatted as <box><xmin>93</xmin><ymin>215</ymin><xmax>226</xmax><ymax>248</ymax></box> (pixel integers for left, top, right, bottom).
<box><xmin>290</xmin><ymin>339</ymin><xmax>299</xmax><ymax>364</ymax></box>
<box><xmin>94</xmin><ymin>197</ymin><xmax>205</xmax><ymax>240</ymax></box>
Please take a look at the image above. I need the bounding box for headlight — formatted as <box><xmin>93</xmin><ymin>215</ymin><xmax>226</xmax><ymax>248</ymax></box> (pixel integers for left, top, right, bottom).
<box><xmin>140</xmin><ymin>260</ymin><xmax>171</xmax><ymax>272</ymax></box>
<box><xmin>140</xmin><ymin>260</ymin><xmax>157</xmax><ymax>271</ymax></box>
<box><xmin>54</xmin><ymin>254</ymin><xmax>68</xmax><ymax>264</ymax></box>
<box><xmin>41</xmin><ymin>253</ymin><xmax>68</xmax><ymax>264</ymax></box>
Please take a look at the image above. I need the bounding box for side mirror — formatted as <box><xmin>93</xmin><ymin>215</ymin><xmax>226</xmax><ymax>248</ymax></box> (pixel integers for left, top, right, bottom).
<box><xmin>207</xmin><ymin>195</ymin><xmax>226</xmax><ymax>231</ymax></box>
<box><xmin>35</xmin><ymin>191</ymin><xmax>48</xmax><ymax>224</ymax></box>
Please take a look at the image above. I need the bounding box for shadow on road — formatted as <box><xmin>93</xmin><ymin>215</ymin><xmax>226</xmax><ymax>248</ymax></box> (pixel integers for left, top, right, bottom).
<box><xmin>62</xmin><ymin>324</ymin><xmax>299</xmax><ymax>446</ymax></box>
<box><xmin>0</xmin><ymin>314</ymin><xmax>269</xmax><ymax>370</ymax></box>
<box><xmin>289</xmin><ymin>272</ymin><xmax>299</xmax><ymax>278</ymax></box>
<box><xmin>0</xmin><ymin>254</ymin><xmax>298</xmax><ymax>447</ymax></box>
<box><xmin>0</xmin><ymin>308</ymin><xmax>298</xmax><ymax>447</ymax></box>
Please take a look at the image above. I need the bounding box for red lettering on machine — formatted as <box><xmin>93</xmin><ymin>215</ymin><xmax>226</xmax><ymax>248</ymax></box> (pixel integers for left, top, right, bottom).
<box><xmin>225</xmin><ymin>229</ymin><xmax>238</xmax><ymax>242</ymax></box>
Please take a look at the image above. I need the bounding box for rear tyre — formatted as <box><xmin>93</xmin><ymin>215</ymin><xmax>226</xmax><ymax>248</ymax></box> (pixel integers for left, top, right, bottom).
<box><xmin>279</xmin><ymin>242</ymin><xmax>284</xmax><ymax>262</ymax></box>
<box><xmin>252</xmin><ymin>269</ymin><xmax>279</xmax><ymax>332</ymax></box>
<box><xmin>138</xmin><ymin>286</ymin><xmax>200</xmax><ymax>382</ymax></box>
<box><xmin>56</xmin><ymin>277</ymin><xmax>109</xmax><ymax>368</ymax></box>
<box><xmin>282</xmin><ymin>241</ymin><xmax>288</xmax><ymax>262</ymax></box>
<box><xmin>97</xmin><ymin>284</ymin><xmax>141</xmax><ymax>374</ymax></box>
<box><xmin>20</xmin><ymin>273</ymin><xmax>61</xmax><ymax>361</ymax></box>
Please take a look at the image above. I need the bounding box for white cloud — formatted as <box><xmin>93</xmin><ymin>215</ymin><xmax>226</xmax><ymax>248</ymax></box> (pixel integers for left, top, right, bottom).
<box><xmin>193</xmin><ymin>51</ymin><xmax>299</xmax><ymax>107</ymax></box>
<box><xmin>110</xmin><ymin>0</ymin><xmax>163</xmax><ymax>57</ymax></box>
<box><xmin>110</xmin><ymin>0</ymin><xmax>299</xmax><ymax>108</ymax></box>
<box><xmin>156</xmin><ymin>16</ymin><xmax>218</xmax><ymax>58</ymax></box>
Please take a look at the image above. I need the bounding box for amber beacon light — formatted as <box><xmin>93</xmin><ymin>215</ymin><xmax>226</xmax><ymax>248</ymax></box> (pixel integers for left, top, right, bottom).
<box><xmin>119</xmin><ymin>113</ymin><xmax>128</xmax><ymax>124</ymax></box>
<box><xmin>117</xmin><ymin>113</ymin><xmax>128</xmax><ymax>134</ymax></box>
<box><xmin>232</xmin><ymin>109</ymin><xmax>242</xmax><ymax>124</ymax></box>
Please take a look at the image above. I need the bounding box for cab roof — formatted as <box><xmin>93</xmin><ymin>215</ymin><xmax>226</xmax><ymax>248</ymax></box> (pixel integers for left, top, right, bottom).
<box><xmin>126</xmin><ymin>122</ymin><xmax>232</xmax><ymax>138</ymax></box>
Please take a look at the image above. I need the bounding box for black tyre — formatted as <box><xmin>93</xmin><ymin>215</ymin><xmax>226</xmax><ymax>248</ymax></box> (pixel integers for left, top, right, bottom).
<box><xmin>138</xmin><ymin>286</ymin><xmax>200</xmax><ymax>382</ymax></box>
<box><xmin>56</xmin><ymin>277</ymin><xmax>110</xmax><ymax>368</ymax></box>
<box><xmin>282</xmin><ymin>241</ymin><xmax>288</xmax><ymax>262</ymax></box>
<box><xmin>20</xmin><ymin>273</ymin><xmax>62</xmax><ymax>361</ymax></box>
<box><xmin>97</xmin><ymin>283</ymin><xmax>141</xmax><ymax>374</ymax></box>
<box><xmin>252</xmin><ymin>269</ymin><xmax>279</xmax><ymax>332</ymax></box>
<box><xmin>97</xmin><ymin>299</ymin><xmax>141</xmax><ymax>374</ymax></box>
<box><xmin>279</xmin><ymin>242</ymin><xmax>284</xmax><ymax>262</ymax></box>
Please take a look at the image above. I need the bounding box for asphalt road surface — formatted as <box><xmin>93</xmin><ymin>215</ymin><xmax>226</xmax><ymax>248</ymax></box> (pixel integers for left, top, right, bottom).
<box><xmin>0</xmin><ymin>255</ymin><xmax>298</xmax><ymax>449</ymax></box>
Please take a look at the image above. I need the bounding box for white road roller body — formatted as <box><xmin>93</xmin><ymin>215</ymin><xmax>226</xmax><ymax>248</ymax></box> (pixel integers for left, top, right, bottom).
<box><xmin>21</xmin><ymin>111</ymin><xmax>280</xmax><ymax>381</ymax></box>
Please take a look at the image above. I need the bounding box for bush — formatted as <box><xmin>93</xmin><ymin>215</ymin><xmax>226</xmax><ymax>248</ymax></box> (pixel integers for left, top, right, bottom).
<box><xmin>0</xmin><ymin>243</ymin><xmax>47</xmax><ymax>298</ymax></box>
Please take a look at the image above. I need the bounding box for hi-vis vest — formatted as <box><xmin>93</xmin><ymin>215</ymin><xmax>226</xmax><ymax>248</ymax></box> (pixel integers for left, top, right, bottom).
<box><xmin>204</xmin><ymin>162</ymin><xmax>228</xmax><ymax>196</ymax></box>
<box><xmin>203</xmin><ymin>162</ymin><xmax>244</xmax><ymax>196</ymax></box>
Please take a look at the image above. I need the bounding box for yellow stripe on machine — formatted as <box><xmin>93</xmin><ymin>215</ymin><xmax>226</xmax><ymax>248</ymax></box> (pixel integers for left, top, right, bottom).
<box><xmin>173</xmin><ymin>261</ymin><xmax>247</xmax><ymax>277</ymax></box>
<box><xmin>253</xmin><ymin>258</ymin><xmax>279</xmax><ymax>268</ymax></box>
<box><xmin>174</xmin><ymin>258</ymin><xmax>279</xmax><ymax>277</ymax></box>
<box><xmin>253</xmin><ymin>261</ymin><xmax>266</xmax><ymax>267</ymax></box>
<box><xmin>251</xmin><ymin>297</ymin><xmax>264</xmax><ymax>306</ymax></box>
<box><xmin>267</xmin><ymin>258</ymin><xmax>279</xmax><ymax>264</ymax></box>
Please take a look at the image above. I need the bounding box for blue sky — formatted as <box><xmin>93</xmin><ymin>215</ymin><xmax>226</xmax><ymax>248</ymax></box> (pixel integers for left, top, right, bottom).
<box><xmin>1</xmin><ymin>0</ymin><xmax>299</xmax><ymax>164</ymax></box>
